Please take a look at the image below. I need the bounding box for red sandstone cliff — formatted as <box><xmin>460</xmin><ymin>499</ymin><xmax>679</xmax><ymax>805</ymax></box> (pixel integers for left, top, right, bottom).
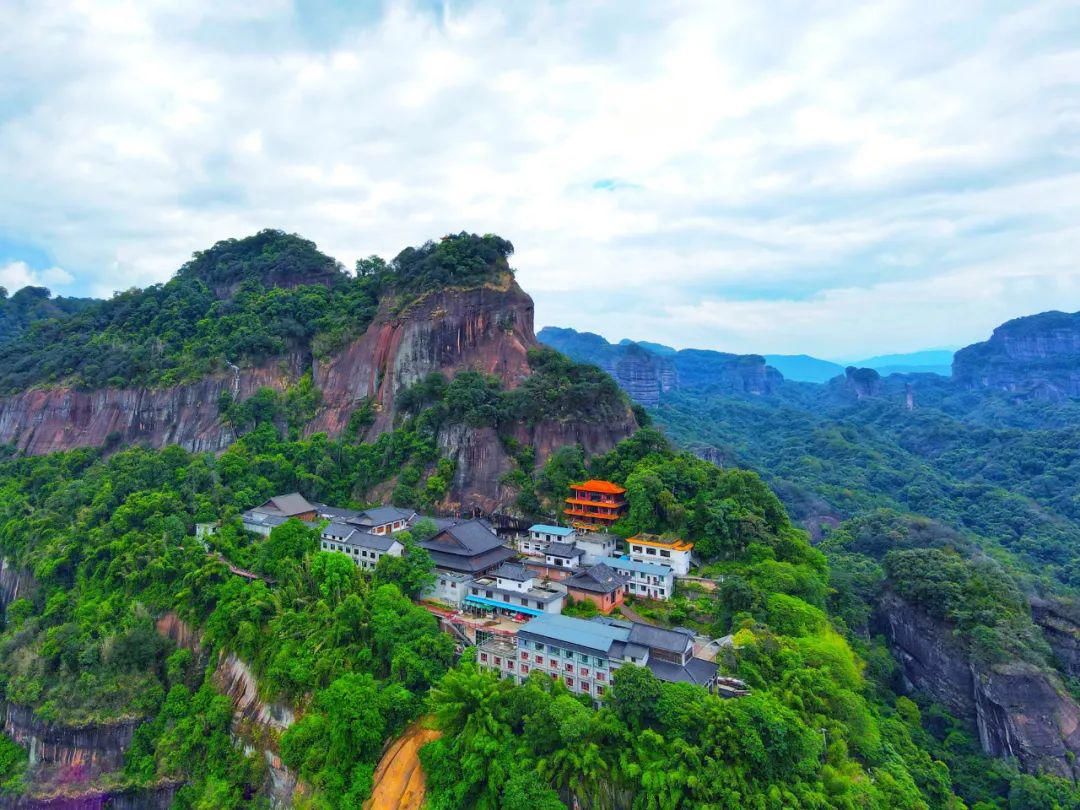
<box><xmin>0</xmin><ymin>279</ymin><xmax>636</xmax><ymax>510</ymax></box>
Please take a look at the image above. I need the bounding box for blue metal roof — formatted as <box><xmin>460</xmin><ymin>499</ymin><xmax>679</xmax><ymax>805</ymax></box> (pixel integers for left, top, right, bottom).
<box><xmin>529</xmin><ymin>524</ymin><xmax>574</xmax><ymax>536</ymax></box>
<box><xmin>464</xmin><ymin>595</ymin><xmax>544</xmax><ymax>616</ymax></box>
<box><xmin>518</xmin><ymin>613</ymin><xmax>630</xmax><ymax>653</ymax></box>
<box><xmin>601</xmin><ymin>555</ymin><xmax>672</xmax><ymax>577</ymax></box>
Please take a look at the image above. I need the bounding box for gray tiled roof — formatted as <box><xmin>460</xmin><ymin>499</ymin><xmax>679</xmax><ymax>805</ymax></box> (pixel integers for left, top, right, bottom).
<box><xmin>546</xmin><ymin>542</ymin><xmax>584</xmax><ymax>558</ymax></box>
<box><xmin>627</xmin><ymin>622</ymin><xmax>693</xmax><ymax>654</ymax></box>
<box><xmin>351</xmin><ymin>505</ymin><xmax>415</xmax><ymax>526</ymax></box>
<box><xmin>566</xmin><ymin>563</ymin><xmax>628</xmax><ymax>594</ymax></box>
<box><xmin>241</xmin><ymin>511</ymin><xmax>287</xmax><ymax>528</ymax></box>
<box><xmin>323</xmin><ymin>523</ymin><xmax>399</xmax><ymax>552</ymax></box>
<box><xmin>493</xmin><ymin>563</ymin><xmax>532</xmax><ymax>582</ymax></box>
<box><xmin>423</xmin><ymin>519</ymin><xmax>503</xmax><ymax>555</ymax></box>
<box><xmin>646</xmin><ymin>656</ymin><xmax>718</xmax><ymax>686</ymax></box>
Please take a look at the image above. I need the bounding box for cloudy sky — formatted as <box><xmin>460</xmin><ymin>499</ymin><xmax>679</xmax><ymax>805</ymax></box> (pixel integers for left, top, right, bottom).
<box><xmin>1</xmin><ymin>1</ymin><xmax>1078</xmax><ymax>357</ymax></box>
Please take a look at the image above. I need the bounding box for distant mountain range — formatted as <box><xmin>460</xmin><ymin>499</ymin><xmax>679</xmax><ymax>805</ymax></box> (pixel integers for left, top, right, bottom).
<box><xmin>548</xmin><ymin>331</ymin><xmax>955</xmax><ymax>383</ymax></box>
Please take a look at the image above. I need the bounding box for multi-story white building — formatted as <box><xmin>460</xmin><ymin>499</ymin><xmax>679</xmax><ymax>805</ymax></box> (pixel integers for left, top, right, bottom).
<box><xmin>478</xmin><ymin>614</ymin><xmax>719</xmax><ymax>702</ymax></box>
<box><xmin>519</xmin><ymin>524</ymin><xmax>575</xmax><ymax>556</ymax></box>
<box><xmin>627</xmin><ymin>534</ymin><xmax>694</xmax><ymax>576</ymax></box>
<box><xmin>601</xmin><ymin>556</ymin><xmax>675</xmax><ymax>600</ymax></box>
<box><xmin>574</xmin><ymin>532</ymin><xmax>619</xmax><ymax>565</ymax></box>
<box><xmin>319</xmin><ymin>522</ymin><xmax>404</xmax><ymax>570</ymax></box>
<box><xmin>464</xmin><ymin>563</ymin><xmax>565</xmax><ymax>617</ymax></box>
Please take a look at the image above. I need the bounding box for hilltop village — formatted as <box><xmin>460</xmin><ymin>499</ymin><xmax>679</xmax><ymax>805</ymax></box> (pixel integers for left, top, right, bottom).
<box><xmin>238</xmin><ymin>479</ymin><xmax>747</xmax><ymax>702</ymax></box>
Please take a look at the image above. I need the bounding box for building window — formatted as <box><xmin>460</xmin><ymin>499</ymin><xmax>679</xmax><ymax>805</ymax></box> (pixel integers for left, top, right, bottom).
<box><xmin>563</xmin><ymin>649</ymin><xmax>573</xmax><ymax>658</ymax></box>
<box><xmin>549</xmin><ymin>659</ymin><xmax>558</xmax><ymax>668</ymax></box>
<box><xmin>521</xmin><ymin>665</ymin><xmax>529</xmax><ymax>674</ymax></box>
<box><xmin>565</xmin><ymin>663</ymin><xmax>573</xmax><ymax>672</ymax></box>
<box><xmin>646</xmin><ymin>547</ymin><xmax>657</xmax><ymax>555</ymax></box>
<box><xmin>596</xmin><ymin>672</ymin><xmax>605</xmax><ymax>682</ymax></box>
<box><xmin>507</xmin><ymin>662</ymin><xmax>515</xmax><ymax>671</ymax></box>
<box><xmin>534</xmin><ymin>642</ymin><xmax>544</xmax><ymax>651</ymax></box>
<box><xmin>660</xmin><ymin>550</ymin><xmax>671</xmax><ymax>558</ymax></box>
<box><xmin>480</xmin><ymin>653</ymin><xmax>488</xmax><ymax>662</ymax></box>
<box><xmin>494</xmin><ymin>657</ymin><xmax>502</xmax><ymax>666</ymax></box>
<box><xmin>581</xmin><ymin>682</ymin><xmax>590</xmax><ymax>692</ymax></box>
<box><xmin>565</xmin><ymin>677</ymin><xmax>574</xmax><ymax>688</ymax></box>
<box><xmin>521</xmin><ymin>652</ymin><xmax>529</xmax><ymax>661</ymax></box>
<box><xmin>632</xmin><ymin>545</ymin><xmax>642</xmax><ymax>553</ymax></box>
<box><xmin>580</xmin><ymin>667</ymin><xmax>589</xmax><ymax>676</ymax></box>
<box><xmin>578</xmin><ymin>653</ymin><xmax>588</xmax><ymax>663</ymax></box>
<box><xmin>597</xmin><ymin>686</ymin><xmax>605</xmax><ymax>695</ymax></box>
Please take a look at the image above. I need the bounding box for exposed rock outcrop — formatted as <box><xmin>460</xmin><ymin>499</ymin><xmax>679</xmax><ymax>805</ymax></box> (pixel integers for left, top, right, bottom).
<box><xmin>0</xmin><ymin>280</ymin><xmax>634</xmax><ymax>510</ymax></box>
<box><xmin>1030</xmin><ymin>597</ymin><xmax>1080</xmax><ymax>679</ymax></box>
<box><xmin>953</xmin><ymin>310</ymin><xmax>1080</xmax><ymax>400</ymax></box>
<box><xmin>1</xmin><ymin>705</ymin><xmax>138</xmax><ymax>780</ymax></box>
<box><xmin>537</xmin><ymin>326</ymin><xmax>782</xmax><ymax>406</ymax></box>
<box><xmin>212</xmin><ymin>653</ymin><xmax>300</xmax><ymax>807</ymax></box>
<box><xmin>879</xmin><ymin>591</ymin><xmax>1080</xmax><ymax>779</ymax></box>
<box><xmin>0</xmin><ymin>783</ymin><xmax>179</xmax><ymax>810</ymax></box>
<box><xmin>0</xmin><ymin>358</ymin><xmax>303</xmax><ymax>456</ymax></box>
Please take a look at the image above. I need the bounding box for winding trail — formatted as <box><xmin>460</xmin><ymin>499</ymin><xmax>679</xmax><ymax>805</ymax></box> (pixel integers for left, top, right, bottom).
<box><xmin>364</xmin><ymin>721</ymin><xmax>442</xmax><ymax>810</ymax></box>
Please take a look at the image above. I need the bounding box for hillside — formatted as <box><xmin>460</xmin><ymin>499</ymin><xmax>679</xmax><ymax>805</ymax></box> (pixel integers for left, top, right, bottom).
<box><xmin>538</xmin><ymin>326</ymin><xmax>781</xmax><ymax>407</ymax></box>
<box><xmin>0</xmin><ymin>232</ymin><xmax>636</xmax><ymax>512</ymax></box>
<box><xmin>0</xmin><ymin>239</ymin><xmax>1076</xmax><ymax>807</ymax></box>
<box><xmin>0</xmin><ymin>286</ymin><xmax>98</xmax><ymax>343</ymax></box>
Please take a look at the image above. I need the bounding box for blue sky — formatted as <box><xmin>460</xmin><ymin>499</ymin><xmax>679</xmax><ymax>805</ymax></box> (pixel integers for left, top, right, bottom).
<box><xmin>1</xmin><ymin>0</ymin><xmax>1078</xmax><ymax>357</ymax></box>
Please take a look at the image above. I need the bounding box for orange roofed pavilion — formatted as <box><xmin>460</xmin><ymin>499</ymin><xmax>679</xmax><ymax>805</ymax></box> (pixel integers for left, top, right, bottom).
<box><xmin>565</xmin><ymin>480</ymin><xmax>627</xmax><ymax>530</ymax></box>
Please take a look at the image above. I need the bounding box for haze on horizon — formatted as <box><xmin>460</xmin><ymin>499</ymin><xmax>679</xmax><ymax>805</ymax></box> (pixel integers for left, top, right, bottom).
<box><xmin>1</xmin><ymin>0</ymin><xmax>1077</xmax><ymax>358</ymax></box>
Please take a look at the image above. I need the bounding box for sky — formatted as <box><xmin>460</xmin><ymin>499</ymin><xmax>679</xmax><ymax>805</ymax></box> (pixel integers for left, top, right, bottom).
<box><xmin>1</xmin><ymin>1</ymin><xmax>1078</xmax><ymax>358</ymax></box>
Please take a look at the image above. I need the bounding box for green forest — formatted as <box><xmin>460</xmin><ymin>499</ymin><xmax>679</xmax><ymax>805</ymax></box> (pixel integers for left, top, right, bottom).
<box><xmin>0</xmin><ymin>229</ymin><xmax>514</xmax><ymax>393</ymax></box>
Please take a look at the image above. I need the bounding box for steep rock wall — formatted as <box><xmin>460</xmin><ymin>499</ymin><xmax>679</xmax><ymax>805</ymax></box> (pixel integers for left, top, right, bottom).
<box><xmin>0</xmin><ymin>280</ymin><xmax>632</xmax><ymax>510</ymax></box>
<box><xmin>879</xmin><ymin>591</ymin><xmax>1080</xmax><ymax>778</ymax></box>
<box><xmin>953</xmin><ymin>311</ymin><xmax>1080</xmax><ymax>400</ymax></box>
<box><xmin>309</xmin><ymin>280</ymin><xmax>536</xmax><ymax>437</ymax></box>
<box><xmin>0</xmin><ymin>783</ymin><xmax>178</xmax><ymax>810</ymax></box>
<box><xmin>1</xmin><ymin>703</ymin><xmax>140</xmax><ymax>791</ymax></box>
<box><xmin>0</xmin><ymin>359</ymin><xmax>302</xmax><ymax>456</ymax></box>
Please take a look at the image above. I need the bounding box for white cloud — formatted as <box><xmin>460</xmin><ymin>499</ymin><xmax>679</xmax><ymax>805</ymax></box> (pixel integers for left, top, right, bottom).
<box><xmin>0</xmin><ymin>0</ymin><xmax>1077</xmax><ymax>355</ymax></box>
<box><xmin>0</xmin><ymin>261</ymin><xmax>73</xmax><ymax>292</ymax></box>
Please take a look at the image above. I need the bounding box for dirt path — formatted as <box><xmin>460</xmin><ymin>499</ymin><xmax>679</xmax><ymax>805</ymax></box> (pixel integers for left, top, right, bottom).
<box><xmin>364</xmin><ymin>720</ymin><xmax>442</xmax><ymax>810</ymax></box>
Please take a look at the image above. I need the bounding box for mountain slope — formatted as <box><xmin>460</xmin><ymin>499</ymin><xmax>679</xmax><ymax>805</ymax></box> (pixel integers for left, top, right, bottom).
<box><xmin>0</xmin><ymin>232</ymin><xmax>636</xmax><ymax>510</ymax></box>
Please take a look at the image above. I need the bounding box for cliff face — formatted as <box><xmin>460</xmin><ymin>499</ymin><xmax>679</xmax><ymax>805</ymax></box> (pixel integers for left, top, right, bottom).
<box><xmin>1</xmin><ymin>704</ymin><xmax>138</xmax><ymax>781</ymax></box>
<box><xmin>879</xmin><ymin>591</ymin><xmax>1080</xmax><ymax>778</ymax></box>
<box><xmin>0</xmin><ymin>358</ymin><xmax>303</xmax><ymax>456</ymax></box>
<box><xmin>953</xmin><ymin>311</ymin><xmax>1080</xmax><ymax>400</ymax></box>
<box><xmin>309</xmin><ymin>279</ymin><xmax>536</xmax><ymax>437</ymax></box>
<box><xmin>537</xmin><ymin>326</ymin><xmax>782</xmax><ymax>406</ymax></box>
<box><xmin>0</xmin><ymin>280</ymin><xmax>633</xmax><ymax>510</ymax></box>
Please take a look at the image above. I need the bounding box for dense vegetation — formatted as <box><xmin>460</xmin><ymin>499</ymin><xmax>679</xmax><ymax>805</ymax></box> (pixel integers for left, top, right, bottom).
<box><xmin>0</xmin><ymin>286</ymin><xmax>97</xmax><ymax>343</ymax></box>
<box><xmin>0</xmin><ymin>230</ymin><xmax>515</xmax><ymax>393</ymax></box>
<box><xmin>421</xmin><ymin>430</ymin><xmax>967</xmax><ymax>809</ymax></box>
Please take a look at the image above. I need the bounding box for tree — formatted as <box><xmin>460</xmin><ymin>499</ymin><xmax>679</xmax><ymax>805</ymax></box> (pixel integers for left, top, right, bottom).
<box><xmin>607</xmin><ymin>665</ymin><xmax>661</xmax><ymax>731</ymax></box>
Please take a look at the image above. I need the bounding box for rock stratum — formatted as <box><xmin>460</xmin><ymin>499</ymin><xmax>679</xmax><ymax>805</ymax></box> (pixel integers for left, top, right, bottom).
<box><xmin>0</xmin><ymin>280</ymin><xmax>635</xmax><ymax>511</ymax></box>
<box><xmin>953</xmin><ymin>310</ymin><xmax>1080</xmax><ymax>400</ymax></box>
<box><xmin>538</xmin><ymin>326</ymin><xmax>782</xmax><ymax>407</ymax></box>
<box><xmin>879</xmin><ymin>591</ymin><xmax>1080</xmax><ymax>779</ymax></box>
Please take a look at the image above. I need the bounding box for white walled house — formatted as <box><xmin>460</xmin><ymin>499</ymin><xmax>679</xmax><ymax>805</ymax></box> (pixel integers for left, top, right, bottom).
<box><xmin>601</xmin><ymin>556</ymin><xmax>675</xmax><ymax>600</ymax></box>
<box><xmin>574</xmin><ymin>532</ymin><xmax>619</xmax><ymax>565</ymax></box>
<box><xmin>520</xmin><ymin>524</ymin><xmax>576</xmax><ymax>556</ymax></box>
<box><xmin>544</xmin><ymin>542</ymin><xmax>585</xmax><ymax>571</ymax></box>
<box><xmin>627</xmin><ymin>534</ymin><xmax>694</xmax><ymax>576</ymax></box>
<box><xmin>464</xmin><ymin>563</ymin><xmax>565</xmax><ymax>616</ymax></box>
<box><xmin>320</xmin><ymin>522</ymin><xmax>404</xmax><ymax>570</ymax></box>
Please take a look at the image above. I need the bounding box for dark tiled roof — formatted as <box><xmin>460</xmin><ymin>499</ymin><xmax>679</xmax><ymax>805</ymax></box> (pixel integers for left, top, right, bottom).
<box><xmin>627</xmin><ymin>622</ymin><xmax>694</xmax><ymax>654</ymax></box>
<box><xmin>566</xmin><ymin>563</ymin><xmax>628</xmax><ymax>595</ymax></box>
<box><xmin>546</xmin><ymin>542</ymin><xmax>584</xmax><ymax>558</ymax></box>
<box><xmin>351</xmin><ymin>506</ymin><xmax>415</xmax><ymax>526</ymax></box>
<box><xmin>646</xmin><ymin>656</ymin><xmax>718</xmax><ymax>686</ymax></box>
<box><xmin>322</xmin><ymin>521</ymin><xmax>357</xmax><ymax>540</ymax></box>
<box><xmin>241</xmin><ymin>511</ymin><xmax>287</xmax><ymax>528</ymax></box>
<box><xmin>493</xmin><ymin>563</ymin><xmax>532</xmax><ymax>582</ymax></box>
<box><xmin>422</xmin><ymin>519</ymin><xmax>503</xmax><ymax>556</ymax></box>
<box><xmin>347</xmin><ymin>531</ymin><xmax>399</xmax><ymax>552</ymax></box>
<box><xmin>427</xmin><ymin>545</ymin><xmax>516</xmax><ymax>575</ymax></box>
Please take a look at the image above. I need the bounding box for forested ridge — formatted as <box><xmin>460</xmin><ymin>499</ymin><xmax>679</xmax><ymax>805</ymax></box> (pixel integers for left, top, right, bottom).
<box><xmin>0</xmin><ymin>229</ymin><xmax>514</xmax><ymax>393</ymax></box>
<box><xmin>0</xmin><ymin>231</ymin><xmax>1073</xmax><ymax>807</ymax></box>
